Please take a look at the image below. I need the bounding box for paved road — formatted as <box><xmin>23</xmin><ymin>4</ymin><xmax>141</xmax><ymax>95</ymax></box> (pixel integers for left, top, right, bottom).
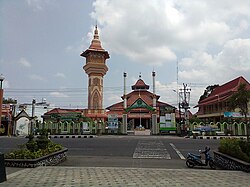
<box><xmin>1</xmin><ymin>136</ymin><xmax>249</xmax><ymax>186</ymax></box>
<box><xmin>56</xmin><ymin>135</ymin><xmax>219</xmax><ymax>169</ymax></box>
<box><xmin>1</xmin><ymin>135</ymin><xmax>220</xmax><ymax>171</ymax></box>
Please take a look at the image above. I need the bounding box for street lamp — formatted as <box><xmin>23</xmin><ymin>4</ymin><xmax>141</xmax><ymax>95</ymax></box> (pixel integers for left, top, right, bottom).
<box><xmin>0</xmin><ymin>74</ymin><xmax>5</xmax><ymax>130</ymax></box>
<box><xmin>0</xmin><ymin>74</ymin><xmax>4</xmax><ymax>89</ymax></box>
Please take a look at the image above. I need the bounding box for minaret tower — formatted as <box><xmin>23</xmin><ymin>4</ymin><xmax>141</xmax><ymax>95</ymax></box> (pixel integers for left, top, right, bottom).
<box><xmin>81</xmin><ymin>25</ymin><xmax>110</xmax><ymax>111</ymax></box>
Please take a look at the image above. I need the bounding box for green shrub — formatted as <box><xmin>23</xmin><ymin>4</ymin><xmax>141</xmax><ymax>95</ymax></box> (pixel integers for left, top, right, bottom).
<box><xmin>4</xmin><ymin>138</ymin><xmax>63</xmax><ymax>159</ymax></box>
<box><xmin>218</xmin><ymin>138</ymin><xmax>250</xmax><ymax>163</ymax></box>
<box><xmin>36</xmin><ymin>138</ymin><xmax>50</xmax><ymax>150</ymax></box>
<box><xmin>37</xmin><ymin>129</ymin><xmax>48</xmax><ymax>139</ymax></box>
<box><xmin>26</xmin><ymin>140</ymin><xmax>38</xmax><ymax>152</ymax></box>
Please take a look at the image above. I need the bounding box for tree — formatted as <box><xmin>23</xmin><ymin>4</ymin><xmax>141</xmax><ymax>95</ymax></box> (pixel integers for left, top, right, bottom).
<box><xmin>199</xmin><ymin>84</ymin><xmax>219</xmax><ymax>101</ymax></box>
<box><xmin>228</xmin><ymin>83</ymin><xmax>250</xmax><ymax>142</ymax></box>
<box><xmin>3</xmin><ymin>97</ymin><xmax>17</xmax><ymax>104</ymax></box>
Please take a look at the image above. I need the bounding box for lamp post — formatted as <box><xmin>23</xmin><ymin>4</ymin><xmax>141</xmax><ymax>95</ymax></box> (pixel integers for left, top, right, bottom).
<box><xmin>0</xmin><ymin>74</ymin><xmax>5</xmax><ymax>131</ymax></box>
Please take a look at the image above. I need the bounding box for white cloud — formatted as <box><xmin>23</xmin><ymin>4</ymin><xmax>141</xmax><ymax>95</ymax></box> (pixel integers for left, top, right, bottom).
<box><xmin>216</xmin><ymin>39</ymin><xmax>250</xmax><ymax>73</ymax></box>
<box><xmin>178</xmin><ymin>38</ymin><xmax>250</xmax><ymax>84</ymax></box>
<box><xmin>83</xmin><ymin>0</ymin><xmax>250</xmax><ymax>113</ymax></box>
<box><xmin>49</xmin><ymin>92</ymin><xmax>69</xmax><ymax>98</ymax></box>
<box><xmin>19</xmin><ymin>57</ymin><xmax>31</xmax><ymax>68</ymax></box>
<box><xmin>90</xmin><ymin>0</ymin><xmax>250</xmax><ymax>66</ymax></box>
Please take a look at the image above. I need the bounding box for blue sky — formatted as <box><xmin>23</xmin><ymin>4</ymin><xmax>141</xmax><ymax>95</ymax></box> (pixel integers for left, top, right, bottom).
<box><xmin>1</xmin><ymin>0</ymin><xmax>250</xmax><ymax>113</ymax></box>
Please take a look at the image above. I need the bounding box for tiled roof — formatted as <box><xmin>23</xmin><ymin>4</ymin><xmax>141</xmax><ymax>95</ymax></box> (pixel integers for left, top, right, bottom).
<box><xmin>210</xmin><ymin>76</ymin><xmax>250</xmax><ymax>96</ymax></box>
<box><xmin>197</xmin><ymin>76</ymin><xmax>250</xmax><ymax>106</ymax></box>
<box><xmin>131</xmin><ymin>79</ymin><xmax>149</xmax><ymax>90</ymax></box>
<box><xmin>44</xmin><ymin>108</ymin><xmax>84</xmax><ymax>115</ymax></box>
<box><xmin>80</xmin><ymin>25</ymin><xmax>110</xmax><ymax>59</ymax></box>
<box><xmin>106</xmin><ymin>90</ymin><xmax>174</xmax><ymax>111</ymax></box>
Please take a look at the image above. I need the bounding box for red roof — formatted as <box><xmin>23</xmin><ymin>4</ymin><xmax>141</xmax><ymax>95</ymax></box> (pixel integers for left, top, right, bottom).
<box><xmin>80</xmin><ymin>25</ymin><xmax>110</xmax><ymax>59</ymax></box>
<box><xmin>44</xmin><ymin>108</ymin><xmax>84</xmax><ymax>115</ymax></box>
<box><xmin>197</xmin><ymin>76</ymin><xmax>250</xmax><ymax>106</ymax></box>
<box><xmin>107</xmin><ymin>79</ymin><xmax>174</xmax><ymax>111</ymax></box>
<box><xmin>132</xmin><ymin>79</ymin><xmax>149</xmax><ymax>90</ymax></box>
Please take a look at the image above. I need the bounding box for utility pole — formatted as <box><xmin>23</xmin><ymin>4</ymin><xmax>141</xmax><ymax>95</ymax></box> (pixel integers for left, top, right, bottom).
<box><xmin>0</xmin><ymin>74</ymin><xmax>4</xmax><ymax>132</ymax></box>
<box><xmin>30</xmin><ymin>99</ymin><xmax>36</xmax><ymax>135</ymax></box>
<box><xmin>179</xmin><ymin>83</ymin><xmax>191</xmax><ymax>135</ymax></box>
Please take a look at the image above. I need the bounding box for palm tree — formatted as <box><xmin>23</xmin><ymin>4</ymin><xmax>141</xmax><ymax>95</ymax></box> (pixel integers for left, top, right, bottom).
<box><xmin>228</xmin><ymin>83</ymin><xmax>250</xmax><ymax>142</ymax></box>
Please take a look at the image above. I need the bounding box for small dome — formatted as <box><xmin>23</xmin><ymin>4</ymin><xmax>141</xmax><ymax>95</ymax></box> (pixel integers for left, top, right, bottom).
<box><xmin>132</xmin><ymin>79</ymin><xmax>149</xmax><ymax>90</ymax></box>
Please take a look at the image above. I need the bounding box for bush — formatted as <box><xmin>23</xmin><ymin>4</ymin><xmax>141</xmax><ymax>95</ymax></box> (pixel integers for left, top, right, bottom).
<box><xmin>218</xmin><ymin>138</ymin><xmax>250</xmax><ymax>163</ymax></box>
<box><xmin>26</xmin><ymin>140</ymin><xmax>38</xmax><ymax>152</ymax></box>
<box><xmin>4</xmin><ymin>136</ymin><xmax>63</xmax><ymax>159</ymax></box>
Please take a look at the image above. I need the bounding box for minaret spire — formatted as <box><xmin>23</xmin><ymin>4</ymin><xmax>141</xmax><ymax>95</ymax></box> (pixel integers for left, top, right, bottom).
<box><xmin>88</xmin><ymin>24</ymin><xmax>103</xmax><ymax>51</ymax></box>
<box><xmin>94</xmin><ymin>24</ymin><xmax>99</xmax><ymax>40</ymax></box>
<box><xmin>81</xmin><ymin>24</ymin><xmax>110</xmax><ymax>110</ymax></box>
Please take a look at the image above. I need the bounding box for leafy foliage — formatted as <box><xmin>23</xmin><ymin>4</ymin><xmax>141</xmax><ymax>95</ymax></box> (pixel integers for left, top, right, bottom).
<box><xmin>3</xmin><ymin>97</ymin><xmax>17</xmax><ymax>104</ymax></box>
<box><xmin>228</xmin><ymin>83</ymin><xmax>250</xmax><ymax>116</ymax></box>
<box><xmin>199</xmin><ymin>84</ymin><xmax>219</xmax><ymax>101</ymax></box>
<box><xmin>228</xmin><ymin>83</ymin><xmax>250</xmax><ymax>142</ymax></box>
<box><xmin>5</xmin><ymin>130</ymin><xmax>63</xmax><ymax>159</ymax></box>
<box><xmin>218</xmin><ymin>138</ymin><xmax>250</xmax><ymax>163</ymax></box>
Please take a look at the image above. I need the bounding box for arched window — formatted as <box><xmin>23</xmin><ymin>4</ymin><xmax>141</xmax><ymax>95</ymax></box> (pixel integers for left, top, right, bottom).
<box><xmin>64</xmin><ymin>122</ymin><xmax>68</xmax><ymax>131</ymax></box>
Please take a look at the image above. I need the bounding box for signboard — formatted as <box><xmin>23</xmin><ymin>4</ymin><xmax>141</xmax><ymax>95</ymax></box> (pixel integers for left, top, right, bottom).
<box><xmin>108</xmin><ymin>114</ymin><xmax>118</xmax><ymax>129</ymax></box>
<box><xmin>16</xmin><ymin>117</ymin><xmax>29</xmax><ymax>136</ymax></box>
<box><xmin>159</xmin><ymin>113</ymin><xmax>176</xmax><ymax>131</ymax></box>
<box><xmin>51</xmin><ymin>112</ymin><xmax>82</xmax><ymax>121</ymax></box>
<box><xmin>82</xmin><ymin>122</ymin><xmax>89</xmax><ymax>130</ymax></box>
<box><xmin>224</xmin><ymin>112</ymin><xmax>250</xmax><ymax>118</ymax></box>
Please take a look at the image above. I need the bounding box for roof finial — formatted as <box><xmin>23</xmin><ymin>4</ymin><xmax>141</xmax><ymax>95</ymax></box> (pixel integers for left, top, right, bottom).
<box><xmin>94</xmin><ymin>23</ymin><xmax>99</xmax><ymax>40</ymax></box>
<box><xmin>139</xmin><ymin>72</ymin><xmax>141</xmax><ymax>79</ymax></box>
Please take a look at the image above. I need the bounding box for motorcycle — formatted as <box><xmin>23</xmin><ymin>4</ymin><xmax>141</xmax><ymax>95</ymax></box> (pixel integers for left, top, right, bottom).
<box><xmin>186</xmin><ymin>146</ymin><xmax>216</xmax><ymax>169</ymax></box>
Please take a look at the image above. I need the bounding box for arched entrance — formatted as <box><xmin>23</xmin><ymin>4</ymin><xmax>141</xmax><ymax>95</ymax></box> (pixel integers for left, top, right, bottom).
<box><xmin>123</xmin><ymin>98</ymin><xmax>157</xmax><ymax>134</ymax></box>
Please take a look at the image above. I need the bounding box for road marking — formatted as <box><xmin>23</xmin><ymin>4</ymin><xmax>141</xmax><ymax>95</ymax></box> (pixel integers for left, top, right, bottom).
<box><xmin>133</xmin><ymin>140</ymin><xmax>171</xmax><ymax>159</ymax></box>
<box><xmin>169</xmin><ymin>143</ymin><xmax>186</xmax><ymax>160</ymax></box>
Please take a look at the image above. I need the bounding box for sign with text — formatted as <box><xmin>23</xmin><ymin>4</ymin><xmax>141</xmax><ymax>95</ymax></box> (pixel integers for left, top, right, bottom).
<box><xmin>108</xmin><ymin>114</ymin><xmax>118</xmax><ymax>129</ymax></box>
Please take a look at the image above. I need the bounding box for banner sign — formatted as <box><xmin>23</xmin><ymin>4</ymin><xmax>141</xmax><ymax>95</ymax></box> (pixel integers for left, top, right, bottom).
<box><xmin>224</xmin><ymin>112</ymin><xmax>250</xmax><ymax>118</ymax></box>
<box><xmin>108</xmin><ymin>114</ymin><xmax>118</xmax><ymax>129</ymax></box>
<box><xmin>160</xmin><ymin>113</ymin><xmax>176</xmax><ymax>129</ymax></box>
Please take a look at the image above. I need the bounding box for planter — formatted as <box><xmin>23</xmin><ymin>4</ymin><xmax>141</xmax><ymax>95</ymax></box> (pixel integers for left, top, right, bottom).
<box><xmin>5</xmin><ymin>148</ymin><xmax>68</xmax><ymax>168</ymax></box>
<box><xmin>214</xmin><ymin>151</ymin><xmax>250</xmax><ymax>172</ymax></box>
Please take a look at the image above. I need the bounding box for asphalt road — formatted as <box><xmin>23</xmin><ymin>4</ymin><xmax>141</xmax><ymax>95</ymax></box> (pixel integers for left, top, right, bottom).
<box><xmin>0</xmin><ymin>135</ymin><xmax>220</xmax><ymax>170</ymax></box>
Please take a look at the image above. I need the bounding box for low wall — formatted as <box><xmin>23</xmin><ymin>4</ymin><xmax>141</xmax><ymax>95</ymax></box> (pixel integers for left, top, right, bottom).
<box><xmin>5</xmin><ymin>148</ymin><xmax>68</xmax><ymax>168</ymax></box>
<box><xmin>214</xmin><ymin>151</ymin><xmax>250</xmax><ymax>172</ymax></box>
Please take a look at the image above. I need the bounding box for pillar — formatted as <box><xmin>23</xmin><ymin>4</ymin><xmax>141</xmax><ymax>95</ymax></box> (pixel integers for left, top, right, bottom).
<box><xmin>122</xmin><ymin>114</ymin><xmax>127</xmax><ymax>134</ymax></box>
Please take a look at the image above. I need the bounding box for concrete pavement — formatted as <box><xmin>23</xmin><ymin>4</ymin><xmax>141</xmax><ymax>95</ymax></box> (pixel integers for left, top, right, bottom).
<box><xmin>1</xmin><ymin>166</ymin><xmax>249</xmax><ymax>187</ymax></box>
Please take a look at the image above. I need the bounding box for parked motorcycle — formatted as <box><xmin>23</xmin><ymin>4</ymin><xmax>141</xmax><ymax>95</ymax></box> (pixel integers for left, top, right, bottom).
<box><xmin>186</xmin><ymin>146</ymin><xmax>216</xmax><ymax>169</ymax></box>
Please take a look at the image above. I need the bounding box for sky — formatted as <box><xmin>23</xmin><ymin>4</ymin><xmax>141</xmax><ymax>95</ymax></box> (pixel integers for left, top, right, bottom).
<box><xmin>1</xmin><ymin>0</ymin><xmax>250</xmax><ymax>114</ymax></box>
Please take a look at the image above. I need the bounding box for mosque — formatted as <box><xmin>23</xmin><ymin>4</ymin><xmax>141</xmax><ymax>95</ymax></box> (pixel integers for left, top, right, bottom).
<box><xmin>39</xmin><ymin>25</ymin><xmax>178</xmax><ymax>136</ymax></box>
<box><xmin>80</xmin><ymin>25</ymin><xmax>176</xmax><ymax>135</ymax></box>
